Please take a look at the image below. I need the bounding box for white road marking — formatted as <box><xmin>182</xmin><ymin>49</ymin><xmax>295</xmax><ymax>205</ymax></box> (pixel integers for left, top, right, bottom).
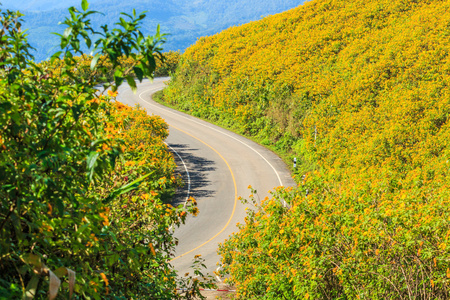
<box><xmin>137</xmin><ymin>86</ymin><xmax>285</xmax><ymax>187</ymax></box>
<box><xmin>165</xmin><ymin>143</ymin><xmax>191</xmax><ymax>233</ymax></box>
<box><xmin>165</xmin><ymin>143</ymin><xmax>191</xmax><ymax>204</ymax></box>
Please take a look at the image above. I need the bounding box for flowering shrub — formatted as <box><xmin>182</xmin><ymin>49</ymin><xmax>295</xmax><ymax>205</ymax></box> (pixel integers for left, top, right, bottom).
<box><xmin>162</xmin><ymin>0</ymin><xmax>450</xmax><ymax>298</ymax></box>
<box><xmin>36</xmin><ymin>50</ymin><xmax>180</xmax><ymax>83</ymax></box>
<box><xmin>154</xmin><ymin>51</ymin><xmax>181</xmax><ymax>77</ymax></box>
<box><xmin>0</xmin><ymin>2</ymin><xmax>208</xmax><ymax>299</ymax></box>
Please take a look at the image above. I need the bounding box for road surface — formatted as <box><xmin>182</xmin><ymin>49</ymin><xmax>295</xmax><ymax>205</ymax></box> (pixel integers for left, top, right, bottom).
<box><xmin>117</xmin><ymin>77</ymin><xmax>295</xmax><ymax>279</ymax></box>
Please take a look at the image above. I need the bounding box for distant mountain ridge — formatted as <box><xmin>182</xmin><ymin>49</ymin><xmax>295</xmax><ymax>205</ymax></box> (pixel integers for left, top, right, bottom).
<box><xmin>1</xmin><ymin>0</ymin><xmax>306</xmax><ymax>61</ymax></box>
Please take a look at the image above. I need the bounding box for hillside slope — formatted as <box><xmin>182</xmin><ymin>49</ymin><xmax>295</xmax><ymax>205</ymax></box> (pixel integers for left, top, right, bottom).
<box><xmin>162</xmin><ymin>0</ymin><xmax>450</xmax><ymax>298</ymax></box>
<box><xmin>1</xmin><ymin>0</ymin><xmax>305</xmax><ymax>61</ymax></box>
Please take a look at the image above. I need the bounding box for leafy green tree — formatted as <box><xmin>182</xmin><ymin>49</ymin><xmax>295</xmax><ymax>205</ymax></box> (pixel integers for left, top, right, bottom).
<box><xmin>0</xmin><ymin>1</ymin><xmax>211</xmax><ymax>299</ymax></box>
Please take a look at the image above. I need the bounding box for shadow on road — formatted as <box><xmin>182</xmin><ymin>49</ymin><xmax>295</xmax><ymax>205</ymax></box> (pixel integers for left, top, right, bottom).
<box><xmin>168</xmin><ymin>143</ymin><xmax>216</xmax><ymax>207</ymax></box>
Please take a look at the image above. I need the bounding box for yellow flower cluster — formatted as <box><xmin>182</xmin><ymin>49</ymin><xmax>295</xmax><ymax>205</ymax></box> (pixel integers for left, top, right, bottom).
<box><xmin>164</xmin><ymin>0</ymin><xmax>450</xmax><ymax>297</ymax></box>
<box><xmin>34</xmin><ymin>51</ymin><xmax>180</xmax><ymax>82</ymax></box>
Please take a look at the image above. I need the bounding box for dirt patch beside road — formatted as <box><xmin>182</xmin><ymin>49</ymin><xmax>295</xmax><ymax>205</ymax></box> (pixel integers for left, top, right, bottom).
<box><xmin>200</xmin><ymin>283</ymin><xmax>236</xmax><ymax>299</ymax></box>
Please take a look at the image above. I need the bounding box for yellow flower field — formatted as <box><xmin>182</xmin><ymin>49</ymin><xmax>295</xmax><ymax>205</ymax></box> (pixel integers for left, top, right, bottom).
<box><xmin>162</xmin><ymin>0</ymin><xmax>450</xmax><ymax>298</ymax></box>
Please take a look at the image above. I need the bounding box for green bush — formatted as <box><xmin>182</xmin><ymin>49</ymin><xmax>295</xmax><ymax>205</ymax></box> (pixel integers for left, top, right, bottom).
<box><xmin>0</xmin><ymin>1</ymin><xmax>210</xmax><ymax>299</ymax></box>
<box><xmin>162</xmin><ymin>0</ymin><xmax>450</xmax><ymax>298</ymax></box>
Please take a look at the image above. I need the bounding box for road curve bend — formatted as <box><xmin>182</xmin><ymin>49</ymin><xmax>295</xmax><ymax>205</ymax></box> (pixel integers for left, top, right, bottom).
<box><xmin>117</xmin><ymin>77</ymin><xmax>296</xmax><ymax>277</ymax></box>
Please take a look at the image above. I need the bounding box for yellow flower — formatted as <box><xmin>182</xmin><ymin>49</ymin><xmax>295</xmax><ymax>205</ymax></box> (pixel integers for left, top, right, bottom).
<box><xmin>108</xmin><ymin>90</ymin><xmax>118</xmax><ymax>97</ymax></box>
<box><xmin>100</xmin><ymin>273</ymin><xmax>109</xmax><ymax>286</ymax></box>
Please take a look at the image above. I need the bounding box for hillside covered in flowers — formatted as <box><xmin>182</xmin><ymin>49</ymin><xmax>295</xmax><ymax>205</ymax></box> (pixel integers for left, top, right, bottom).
<box><xmin>160</xmin><ymin>0</ymin><xmax>450</xmax><ymax>298</ymax></box>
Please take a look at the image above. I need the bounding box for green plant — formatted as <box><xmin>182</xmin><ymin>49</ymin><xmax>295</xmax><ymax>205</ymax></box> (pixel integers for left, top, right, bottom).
<box><xmin>0</xmin><ymin>1</ymin><xmax>212</xmax><ymax>299</ymax></box>
<box><xmin>163</xmin><ymin>0</ymin><xmax>450</xmax><ymax>298</ymax></box>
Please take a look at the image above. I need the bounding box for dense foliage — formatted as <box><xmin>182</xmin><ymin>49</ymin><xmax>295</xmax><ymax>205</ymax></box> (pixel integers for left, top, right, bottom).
<box><xmin>161</xmin><ymin>0</ymin><xmax>450</xmax><ymax>298</ymax></box>
<box><xmin>0</xmin><ymin>2</ymin><xmax>208</xmax><ymax>299</ymax></box>
<box><xmin>36</xmin><ymin>51</ymin><xmax>180</xmax><ymax>82</ymax></box>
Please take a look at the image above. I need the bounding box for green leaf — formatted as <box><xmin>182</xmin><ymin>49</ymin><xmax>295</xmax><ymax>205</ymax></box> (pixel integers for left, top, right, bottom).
<box><xmin>109</xmin><ymin>231</ymin><xmax>119</xmax><ymax>244</ymax></box>
<box><xmin>85</xmin><ymin>37</ymin><xmax>92</xmax><ymax>49</ymax></box>
<box><xmin>56</xmin><ymin>198</ymin><xmax>65</xmax><ymax>216</ymax></box>
<box><xmin>53</xmin><ymin>267</ymin><xmax>68</xmax><ymax>278</ymax></box>
<box><xmin>133</xmin><ymin>66</ymin><xmax>144</xmax><ymax>82</ymax></box>
<box><xmin>114</xmin><ymin>76</ymin><xmax>124</xmax><ymax>88</ymax></box>
<box><xmin>87</xmin><ymin>151</ymin><xmax>99</xmax><ymax>181</ymax></box>
<box><xmin>63</xmin><ymin>27</ymin><xmax>73</xmax><ymax>39</ymax></box>
<box><xmin>103</xmin><ymin>171</ymin><xmax>154</xmax><ymax>204</ymax></box>
<box><xmin>23</xmin><ymin>275</ymin><xmax>39</xmax><ymax>300</ymax></box>
<box><xmin>54</xmin><ymin>107</ymin><xmax>66</xmax><ymax>119</ymax></box>
<box><xmin>11</xmin><ymin>213</ymin><xmax>24</xmax><ymax>241</ymax></box>
<box><xmin>81</xmin><ymin>0</ymin><xmax>89</xmax><ymax>11</ymax></box>
<box><xmin>90</xmin><ymin>53</ymin><xmax>101</xmax><ymax>71</ymax></box>
<box><xmin>21</xmin><ymin>254</ymin><xmax>42</xmax><ymax>268</ymax></box>
<box><xmin>126</xmin><ymin>75</ymin><xmax>137</xmax><ymax>93</ymax></box>
<box><xmin>60</xmin><ymin>38</ymin><xmax>69</xmax><ymax>49</ymax></box>
<box><xmin>73</xmin><ymin>39</ymin><xmax>80</xmax><ymax>52</ymax></box>
<box><xmin>71</xmin><ymin>104</ymin><xmax>82</xmax><ymax>121</ymax></box>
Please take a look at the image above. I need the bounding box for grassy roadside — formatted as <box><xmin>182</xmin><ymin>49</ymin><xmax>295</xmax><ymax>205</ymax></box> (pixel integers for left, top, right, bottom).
<box><xmin>153</xmin><ymin>89</ymin><xmax>309</xmax><ymax>183</ymax></box>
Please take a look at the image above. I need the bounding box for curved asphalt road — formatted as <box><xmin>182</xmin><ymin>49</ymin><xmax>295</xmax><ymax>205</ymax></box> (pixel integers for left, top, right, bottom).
<box><xmin>117</xmin><ymin>77</ymin><xmax>296</xmax><ymax>279</ymax></box>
